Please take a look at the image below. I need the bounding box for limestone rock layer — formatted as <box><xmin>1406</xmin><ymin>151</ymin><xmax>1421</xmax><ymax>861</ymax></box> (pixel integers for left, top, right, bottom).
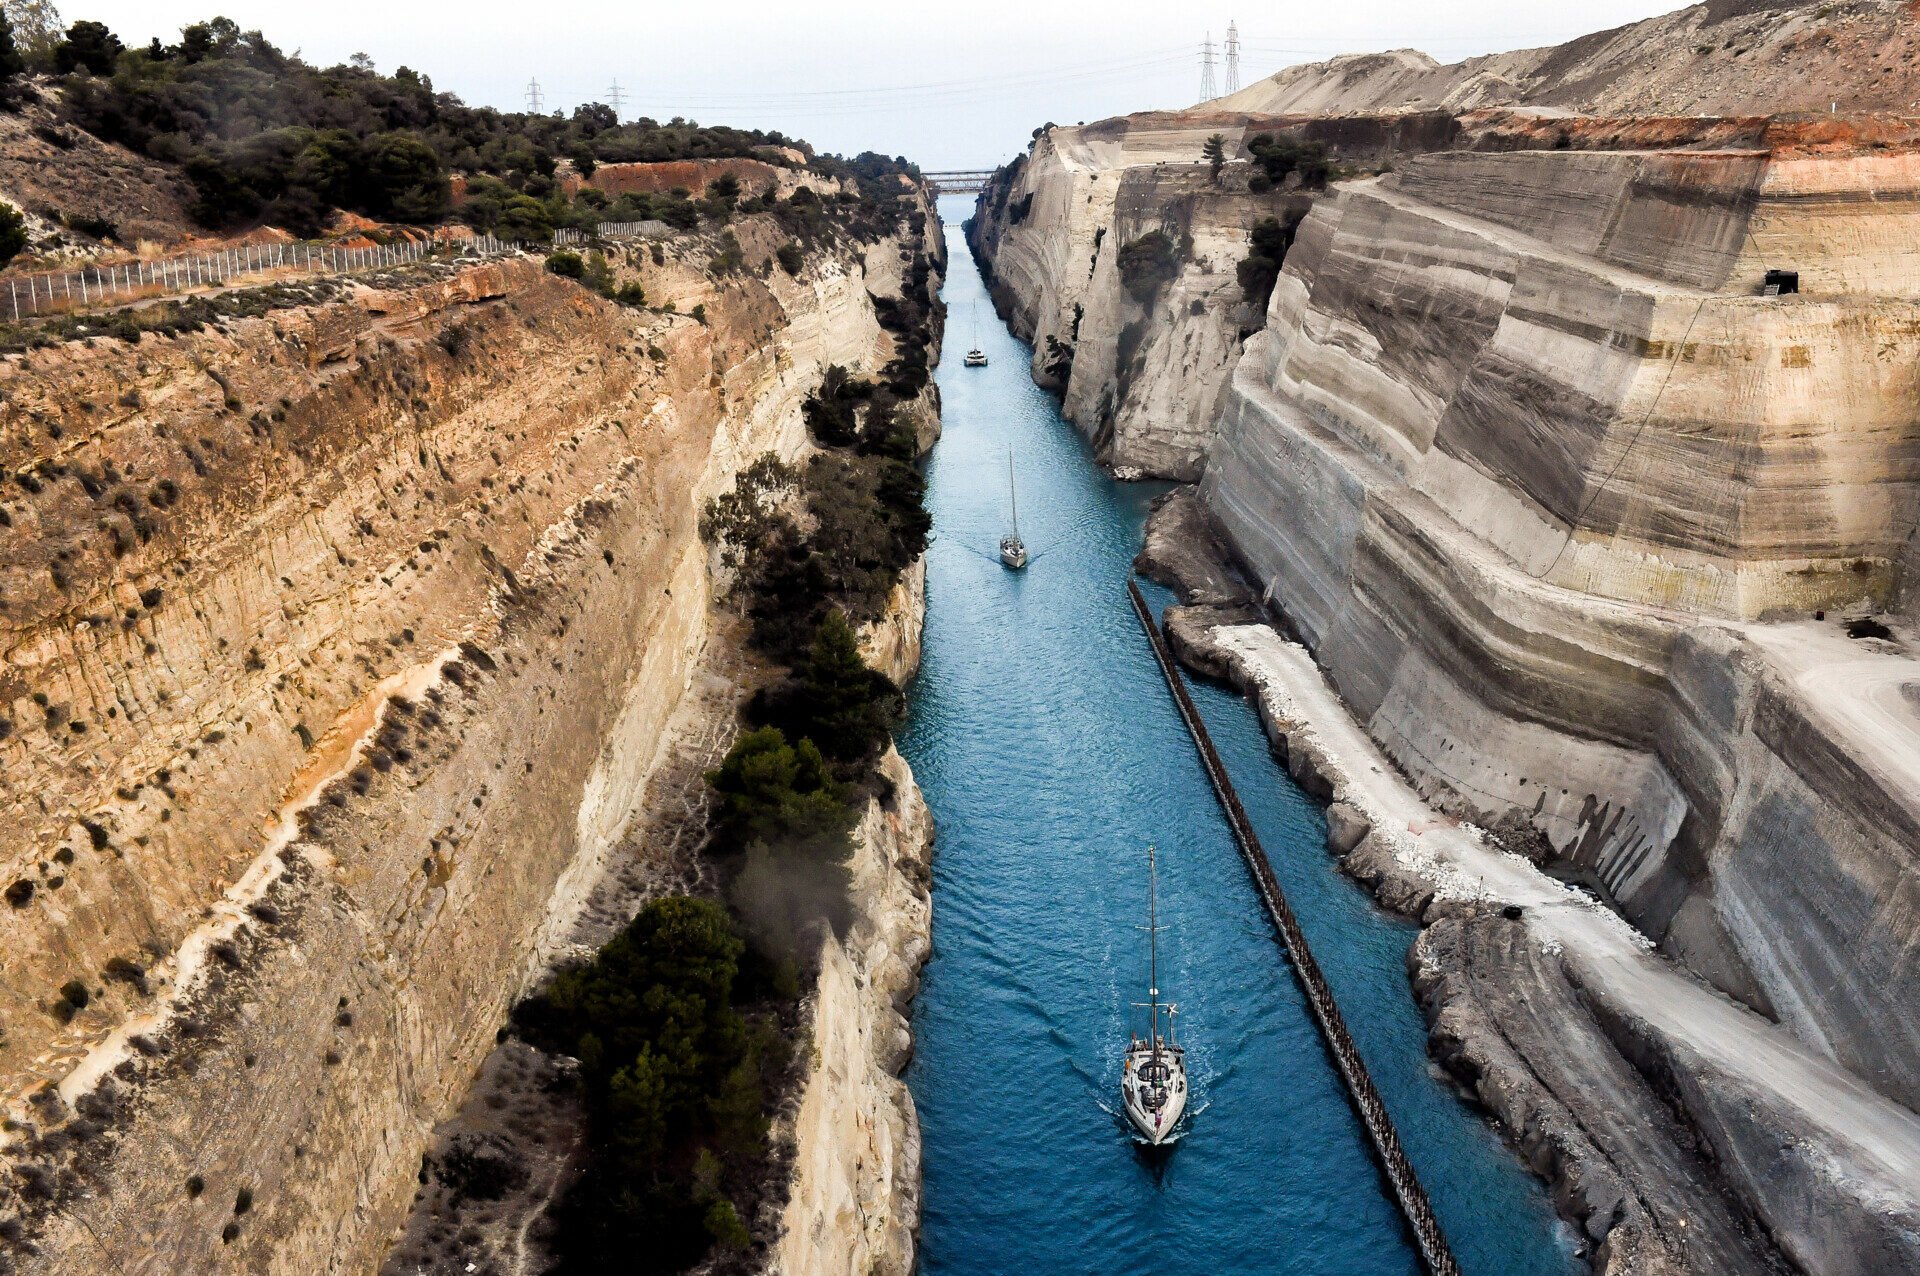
<box><xmin>976</xmin><ymin>100</ymin><xmax>1920</xmax><ymax>1276</ymax></box>
<box><xmin>0</xmin><ymin>199</ymin><xmax>936</xmax><ymax>1271</ymax></box>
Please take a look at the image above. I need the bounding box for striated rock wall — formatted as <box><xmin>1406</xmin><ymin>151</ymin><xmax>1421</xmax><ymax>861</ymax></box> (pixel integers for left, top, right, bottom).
<box><xmin>0</xmin><ymin>194</ymin><xmax>935</xmax><ymax>1272</ymax></box>
<box><xmin>1199</xmin><ymin>137</ymin><xmax>1920</xmax><ymax>1107</ymax></box>
<box><xmin>969</xmin><ymin>111</ymin><xmax>1475</xmax><ymax>479</ymax></box>
<box><xmin>966</xmin><ymin>117</ymin><xmax>1272</xmax><ymax>479</ymax></box>
<box><xmin>982</xmin><ymin>112</ymin><xmax>1920</xmax><ymax>1101</ymax></box>
<box><xmin>1183</xmin><ymin>618</ymin><xmax>1920</xmax><ymax>1276</ymax></box>
<box><xmin>985</xmin><ymin>85</ymin><xmax>1920</xmax><ymax>1271</ymax></box>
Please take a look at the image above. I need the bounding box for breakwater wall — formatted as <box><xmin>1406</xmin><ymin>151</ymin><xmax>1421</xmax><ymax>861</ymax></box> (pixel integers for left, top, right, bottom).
<box><xmin>1126</xmin><ymin>578</ymin><xmax>1458</xmax><ymax>1276</ymax></box>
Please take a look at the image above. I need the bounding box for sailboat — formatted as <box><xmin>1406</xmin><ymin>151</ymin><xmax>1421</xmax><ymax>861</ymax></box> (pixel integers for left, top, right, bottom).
<box><xmin>964</xmin><ymin>302</ymin><xmax>989</xmax><ymax>366</ymax></box>
<box><xmin>999</xmin><ymin>450</ymin><xmax>1028</xmax><ymax>569</ymax></box>
<box><xmin>1121</xmin><ymin>845</ymin><xmax>1187</xmax><ymax>1146</ymax></box>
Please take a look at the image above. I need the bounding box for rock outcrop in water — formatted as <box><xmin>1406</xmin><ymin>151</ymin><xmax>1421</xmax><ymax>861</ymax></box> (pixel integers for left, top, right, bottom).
<box><xmin>0</xmin><ymin>184</ymin><xmax>940</xmax><ymax>1272</ymax></box>
<box><xmin>975</xmin><ymin>5</ymin><xmax>1920</xmax><ymax>1270</ymax></box>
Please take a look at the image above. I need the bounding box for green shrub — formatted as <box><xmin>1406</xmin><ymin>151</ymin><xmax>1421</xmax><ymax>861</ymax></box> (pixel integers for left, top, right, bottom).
<box><xmin>749</xmin><ymin>612</ymin><xmax>903</xmax><ymax>765</ymax></box>
<box><xmin>64</xmin><ymin>212</ymin><xmax>117</xmax><ymax>240</ymax></box>
<box><xmin>581</xmin><ymin>249</ymin><xmax>615</xmax><ymax>295</ymax></box>
<box><xmin>613</xmin><ymin>281</ymin><xmax>645</xmax><ymax>306</ymax></box>
<box><xmin>707</xmin><ymin>726</ymin><xmax>853</xmax><ymax>854</ymax></box>
<box><xmin>54</xmin><ymin>19</ymin><xmax>121</xmax><ymax>75</ymax></box>
<box><xmin>497</xmin><ymin>193</ymin><xmax>555</xmax><ymax>242</ymax></box>
<box><xmin>544</xmin><ymin>249</ymin><xmax>584</xmax><ymax>278</ymax></box>
<box><xmin>0</xmin><ymin>14</ymin><xmax>25</xmax><ymax>86</ymax></box>
<box><xmin>515</xmin><ymin>896</ymin><xmax>789</xmax><ymax>1273</ymax></box>
<box><xmin>776</xmin><ymin>242</ymin><xmax>803</xmax><ymax>275</ymax></box>
<box><xmin>1235</xmin><ymin>211</ymin><xmax>1305</xmax><ymax>311</ymax></box>
<box><xmin>1247</xmin><ymin>133</ymin><xmax>1331</xmax><ymax>190</ymax></box>
<box><xmin>0</xmin><ymin>201</ymin><xmax>26</xmax><ymax>269</ymax></box>
<box><xmin>1117</xmin><ymin>230</ymin><xmax>1180</xmax><ymax>303</ymax></box>
<box><xmin>800</xmin><ymin>363</ymin><xmax>868</xmax><ymax>446</ymax></box>
<box><xmin>802</xmin><ymin>452</ymin><xmax>928</xmax><ymax>620</ymax></box>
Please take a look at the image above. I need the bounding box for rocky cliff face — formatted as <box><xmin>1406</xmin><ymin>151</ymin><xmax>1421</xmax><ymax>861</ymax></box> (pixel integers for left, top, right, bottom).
<box><xmin>771</xmin><ymin>742</ymin><xmax>932</xmax><ymax>1276</ymax></box>
<box><xmin>980</xmin><ymin>76</ymin><xmax>1920</xmax><ymax>1276</ymax></box>
<box><xmin>1213</xmin><ymin>0</ymin><xmax>1920</xmax><ymax>118</ymax></box>
<box><xmin>969</xmin><ymin>111</ymin><xmax>1457</xmax><ymax>479</ymax></box>
<box><xmin>776</xmin><ymin>465</ymin><xmax>937</xmax><ymax>1276</ymax></box>
<box><xmin>968</xmin><ymin>116</ymin><xmax>1264</xmax><ymax>480</ymax></box>
<box><xmin>1201</xmin><ymin>127</ymin><xmax>1920</xmax><ymax>1105</ymax></box>
<box><xmin>0</xmin><ymin>193</ymin><xmax>936</xmax><ymax>1271</ymax></box>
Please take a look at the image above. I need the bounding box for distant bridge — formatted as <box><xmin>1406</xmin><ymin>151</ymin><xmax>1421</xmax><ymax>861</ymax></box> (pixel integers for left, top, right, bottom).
<box><xmin>923</xmin><ymin>169</ymin><xmax>998</xmax><ymax>195</ymax></box>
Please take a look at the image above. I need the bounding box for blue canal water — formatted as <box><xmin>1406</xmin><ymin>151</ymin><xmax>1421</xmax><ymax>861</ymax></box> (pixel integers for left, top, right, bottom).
<box><xmin>899</xmin><ymin>202</ymin><xmax>1582</xmax><ymax>1275</ymax></box>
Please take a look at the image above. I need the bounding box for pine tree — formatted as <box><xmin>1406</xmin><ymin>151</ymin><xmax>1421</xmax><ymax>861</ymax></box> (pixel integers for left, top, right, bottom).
<box><xmin>1202</xmin><ymin>133</ymin><xmax>1226</xmax><ymax>184</ymax></box>
<box><xmin>2</xmin><ymin>0</ymin><xmax>62</xmax><ymax>68</ymax></box>
<box><xmin>0</xmin><ymin>13</ymin><xmax>24</xmax><ymax>83</ymax></box>
<box><xmin>0</xmin><ymin>202</ymin><xmax>25</xmax><ymax>269</ymax></box>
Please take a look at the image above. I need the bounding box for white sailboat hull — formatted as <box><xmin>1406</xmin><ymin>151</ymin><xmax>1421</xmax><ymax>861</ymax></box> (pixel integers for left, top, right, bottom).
<box><xmin>1121</xmin><ymin>1042</ymin><xmax>1188</xmax><ymax>1144</ymax></box>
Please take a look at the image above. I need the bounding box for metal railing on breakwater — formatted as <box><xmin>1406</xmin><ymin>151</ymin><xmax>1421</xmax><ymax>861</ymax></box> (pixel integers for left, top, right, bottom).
<box><xmin>1125</xmin><ymin>578</ymin><xmax>1461</xmax><ymax>1276</ymax></box>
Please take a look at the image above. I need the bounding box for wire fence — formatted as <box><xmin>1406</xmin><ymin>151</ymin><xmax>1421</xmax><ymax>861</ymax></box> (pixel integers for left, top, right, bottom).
<box><xmin>2</xmin><ymin>232</ymin><xmax>525</xmax><ymax>323</ymax></box>
<box><xmin>1126</xmin><ymin>578</ymin><xmax>1461</xmax><ymax>1276</ymax></box>
<box><xmin>553</xmin><ymin>219</ymin><xmax>671</xmax><ymax>248</ymax></box>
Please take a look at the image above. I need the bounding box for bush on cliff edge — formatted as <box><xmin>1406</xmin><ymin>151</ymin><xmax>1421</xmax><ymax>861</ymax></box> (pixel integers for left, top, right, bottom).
<box><xmin>1236</xmin><ymin>210</ymin><xmax>1306</xmax><ymax>312</ymax></box>
<box><xmin>514</xmin><ymin>896</ymin><xmax>794</xmax><ymax>1275</ymax></box>
<box><xmin>1117</xmin><ymin>229</ymin><xmax>1181</xmax><ymax>303</ymax></box>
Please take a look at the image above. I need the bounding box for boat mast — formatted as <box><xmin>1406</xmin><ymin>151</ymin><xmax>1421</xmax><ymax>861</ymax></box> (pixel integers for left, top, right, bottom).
<box><xmin>1008</xmin><ymin>450</ymin><xmax>1020</xmax><ymax>540</ymax></box>
<box><xmin>1148</xmin><ymin>844</ymin><xmax>1161</xmax><ymax>1058</ymax></box>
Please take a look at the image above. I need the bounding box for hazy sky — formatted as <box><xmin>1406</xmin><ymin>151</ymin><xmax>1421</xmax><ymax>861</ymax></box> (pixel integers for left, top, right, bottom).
<box><xmin>73</xmin><ymin>1</ymin><xmax>1688</xmax><ymax>168</ymax></box>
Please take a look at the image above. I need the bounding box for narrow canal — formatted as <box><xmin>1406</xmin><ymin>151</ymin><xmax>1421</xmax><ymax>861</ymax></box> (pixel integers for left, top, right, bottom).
<box><xmin>900</xmin><ymin>201</ymin><xmax>1581</xmax><ymax>1274</ymax></box>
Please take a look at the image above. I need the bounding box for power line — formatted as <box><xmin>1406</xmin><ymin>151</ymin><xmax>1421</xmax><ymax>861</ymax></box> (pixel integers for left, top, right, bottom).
<box><xmin>524</xmin><ymin>76</ymin><xmax>544</xmax><ymax>113</ymax></box>
<box><xmin>1225</xmin><ymin>21</ymin><xmax>1241</xmax><ymax>95</ymax></box>
<box><xmin>1200</xmin><ymin>32</ymin><xmax>1217</xmax><ymax>102</ymax></box>
<box><xmin>606</xmin><ymin>77</ymin><xmax>625</xmax><ymax>120</ymax></box>
<box><xmin>631</xmin><ymin>48</ymin><xmax>1193</xmax><ymax>104</ymax></box>
<box><xmin>617</xmin><ymin>53</ymin><xmax>1194</xmax><ymax>118</ymax></box>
